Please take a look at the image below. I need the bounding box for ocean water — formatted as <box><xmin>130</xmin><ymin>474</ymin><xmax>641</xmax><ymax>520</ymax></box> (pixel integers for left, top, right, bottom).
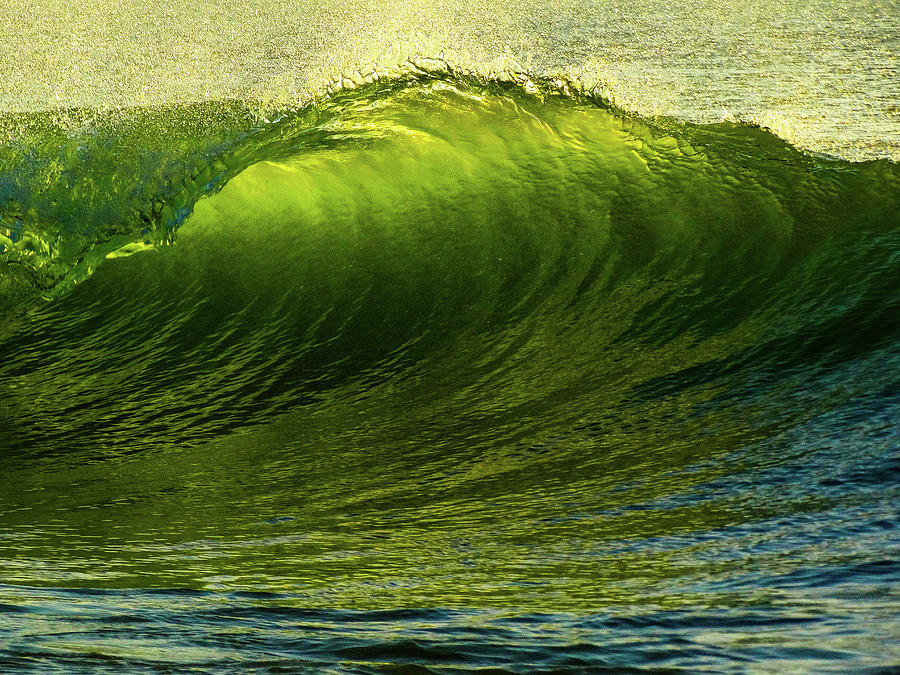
<box><xmin>1</xmin><ymin>1</ymin><xmax>899</xmax><ymax>671</ymax></box>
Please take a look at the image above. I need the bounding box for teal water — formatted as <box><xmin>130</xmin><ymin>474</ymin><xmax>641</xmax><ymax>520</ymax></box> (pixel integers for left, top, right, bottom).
<box><xmin>1</xmin><ymin>70</ymin><xmax>899</xmax><ymax>671</ymax></box>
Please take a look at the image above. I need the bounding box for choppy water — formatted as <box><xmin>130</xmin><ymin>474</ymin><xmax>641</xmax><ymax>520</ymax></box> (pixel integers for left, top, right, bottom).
<box><xmin>1</xmin><ymin>1</ymin><xmax>900</xmax><ymax>671</ymax></box>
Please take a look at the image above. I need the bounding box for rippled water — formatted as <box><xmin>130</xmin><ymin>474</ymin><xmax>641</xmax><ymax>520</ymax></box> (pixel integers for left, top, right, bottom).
<box><xmin>1</xmin><ymin>1</ymin><xmax>899</xmax><ymax>670</ymax></box>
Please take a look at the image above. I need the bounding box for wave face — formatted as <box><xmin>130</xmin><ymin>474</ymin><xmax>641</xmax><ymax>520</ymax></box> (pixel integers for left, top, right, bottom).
<box><xmin>1</xmin><ymin>74</ymin><xmax>899</xmax><ymax>669</ymax></box>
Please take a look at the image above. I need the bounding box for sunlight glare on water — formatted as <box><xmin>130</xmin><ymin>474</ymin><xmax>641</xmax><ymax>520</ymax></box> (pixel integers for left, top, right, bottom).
<box><xmin>0</xmin><ymin>0</ymin><xmax>899</xmax><ymax>671</ymax></box>
<box><xmin>0</xmin><ymin>0</ymin><xmax>898</xmax><ymax>159</ymax></box>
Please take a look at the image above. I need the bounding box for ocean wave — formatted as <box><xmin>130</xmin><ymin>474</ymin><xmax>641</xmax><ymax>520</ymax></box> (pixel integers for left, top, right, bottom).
<box><xmin>1</xmin><ymin>63</ymin><xmax>899</xmax><ymax>670</ymax></box>
<box><xmin>1</xmin><ymin>69</ymin><xmax>896</xmax><ymax>309</ymax></box>
<box><xmin>1</xmin><ymin>69</ymin><xmax>897</xmax><ymax>459</ymax></box>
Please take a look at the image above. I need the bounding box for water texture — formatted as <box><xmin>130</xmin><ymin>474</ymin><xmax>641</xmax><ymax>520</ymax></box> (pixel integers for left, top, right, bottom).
<box><xmin>1</xmin><ymin>3</ymin><xmax>899</xmax><ymax>671</ymax></box>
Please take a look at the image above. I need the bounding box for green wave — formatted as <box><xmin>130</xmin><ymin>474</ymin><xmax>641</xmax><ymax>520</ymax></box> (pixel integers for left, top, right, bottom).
<box><xmin>2</xmin><ymin>70</ymin><xmax>896</xmax><ymax>308</ymax></box>
<box><xmin>1</xmin><ymin>70</ymin><xmax>898</xmax><ymax>459</ymax></box>
<box><xmin>0</xmin><ymin>71</ymin><xmax>899</xmax><ymax>629</ymax></box>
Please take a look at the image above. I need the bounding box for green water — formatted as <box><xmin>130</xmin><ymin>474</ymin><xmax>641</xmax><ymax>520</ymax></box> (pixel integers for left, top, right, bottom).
<box><xmin>1</xmin><ymin>73</ymin><xmax>899</xmax><ymax>670</ymax></box>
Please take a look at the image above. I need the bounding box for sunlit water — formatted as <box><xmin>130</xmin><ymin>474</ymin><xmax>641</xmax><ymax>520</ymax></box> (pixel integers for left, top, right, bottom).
<box><xmin>1</xmin><ymin>1</ymin><xmax>899</xmax><ymax>671</ymax></box>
